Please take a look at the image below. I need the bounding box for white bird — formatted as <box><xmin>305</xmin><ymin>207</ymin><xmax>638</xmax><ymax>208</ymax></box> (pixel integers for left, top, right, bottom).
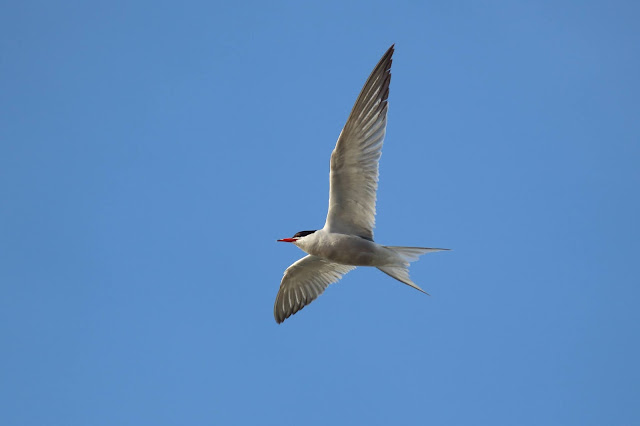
<box><xmin>275</xmin><ymin>45</ymin><xmax>448</xmax><ymax>324</ymax></box>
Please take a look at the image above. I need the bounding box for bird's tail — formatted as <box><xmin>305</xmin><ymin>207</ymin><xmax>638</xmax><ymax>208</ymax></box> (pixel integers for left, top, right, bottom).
<box><xmin>377</xmin><ymin>246</ymin><xmax>449</xmax><ymax>294</ymax></box>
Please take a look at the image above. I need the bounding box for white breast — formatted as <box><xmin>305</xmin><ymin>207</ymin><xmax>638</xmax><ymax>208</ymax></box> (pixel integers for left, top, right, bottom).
<box><xmin>294</xmin><ymin>230</ymin><xmax>397</xmax><ymax>267</ymax></box>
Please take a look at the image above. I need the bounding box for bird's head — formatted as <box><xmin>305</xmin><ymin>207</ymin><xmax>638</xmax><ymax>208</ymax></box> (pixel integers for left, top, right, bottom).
<box><xmin>277</xmin><ymin>230</ymin><xmax>317</xmax><ymax>243</ymax></box>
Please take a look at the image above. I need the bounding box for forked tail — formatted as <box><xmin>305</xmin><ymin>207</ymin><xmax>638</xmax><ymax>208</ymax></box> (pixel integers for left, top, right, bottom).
<box><xmin>377</xmin><ymin>246</ymin><xmax>449</xmax><ymax>294</ymax></box>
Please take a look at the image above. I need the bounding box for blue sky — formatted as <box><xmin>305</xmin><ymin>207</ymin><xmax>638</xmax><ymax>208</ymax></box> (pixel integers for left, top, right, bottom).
<box><xmin>1</xmin><ymin>1</ymin><xmax>639</xmax><ymax>425</ymax></box>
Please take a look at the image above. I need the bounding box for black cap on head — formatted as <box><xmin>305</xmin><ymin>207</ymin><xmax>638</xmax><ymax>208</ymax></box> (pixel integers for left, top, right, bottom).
<box><xmin>293</xmin><ymin>230</ymin><xmax>316</xmax><ymax>238</ymax></box>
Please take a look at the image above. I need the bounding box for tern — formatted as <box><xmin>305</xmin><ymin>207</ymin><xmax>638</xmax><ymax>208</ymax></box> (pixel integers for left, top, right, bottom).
<box><xmin>275</xmin><ymin>45</ymin><xmax>448</xmax><ymax>323</ymax></box>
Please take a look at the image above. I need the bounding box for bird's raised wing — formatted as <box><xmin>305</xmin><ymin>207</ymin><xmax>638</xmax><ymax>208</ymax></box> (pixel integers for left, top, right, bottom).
<box><xmin>274</xmin><ymin>255</ymin><xmax>355</xmax><ymax>323</ymax></box>
<box><xmin>324</xmin><ymin>45</ymin><xmax>393</xmax><ymax>241</ymax></box>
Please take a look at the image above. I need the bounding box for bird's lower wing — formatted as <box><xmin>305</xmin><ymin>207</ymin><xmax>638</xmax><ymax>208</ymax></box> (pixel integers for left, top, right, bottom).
<box><xmin>274</xmin><ymin>255</ymin><xmax>355</xmax><ymax>324</ymax></box>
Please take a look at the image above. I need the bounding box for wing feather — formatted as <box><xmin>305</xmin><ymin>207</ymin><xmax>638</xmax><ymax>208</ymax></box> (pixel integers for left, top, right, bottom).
<box><xmin>324</xmin><ymin>45</ymin><xmax>394</xmax><ymax>240</ymax></box>
<box><xmin>274</xmin><ymin>255</ymin><xmax>355</xmax><ymax>323</ymax></box>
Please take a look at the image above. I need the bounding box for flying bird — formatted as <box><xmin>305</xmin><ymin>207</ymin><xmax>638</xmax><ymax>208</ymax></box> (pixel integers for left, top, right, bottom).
<box><xmin>275</xmin><ymin>45</ymin><xmax>448</xmax><ymax>323</ymax></box>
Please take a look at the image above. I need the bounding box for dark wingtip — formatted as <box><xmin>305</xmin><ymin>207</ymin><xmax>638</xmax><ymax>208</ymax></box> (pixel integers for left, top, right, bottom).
<box><xmin>275</xmin><ymin>311</ymin><xmax>291</xmax><ymax>324</ymax></box>
<box><xmin>383</xmin><ymin>44</ymin><xmax>395</xmax><ymax>61</ymax></box>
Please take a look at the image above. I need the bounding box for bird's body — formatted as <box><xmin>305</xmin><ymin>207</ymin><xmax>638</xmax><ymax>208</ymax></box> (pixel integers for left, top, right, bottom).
<box><xmin>275</xmin><ymin>45</ymin><xmax>448</xmax><ymax>323</ymax></box>
<box><xmin>294</xmin><ymin>230</ymin><xmax>397</xmax><ymax>267</ymax></box>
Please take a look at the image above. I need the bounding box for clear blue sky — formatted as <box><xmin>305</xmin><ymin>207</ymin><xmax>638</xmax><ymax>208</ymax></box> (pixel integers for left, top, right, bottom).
<box><xmin>2</xmin><ymin>1</ymin><xmax>639</xmax><ymax>425</ymax></box>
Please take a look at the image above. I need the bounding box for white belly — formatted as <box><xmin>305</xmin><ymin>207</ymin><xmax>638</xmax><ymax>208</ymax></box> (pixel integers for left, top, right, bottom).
<box><xmin>297</xmin><ymin>232</ymin><xmax>397</xmax><ymax>267</ymax></box>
